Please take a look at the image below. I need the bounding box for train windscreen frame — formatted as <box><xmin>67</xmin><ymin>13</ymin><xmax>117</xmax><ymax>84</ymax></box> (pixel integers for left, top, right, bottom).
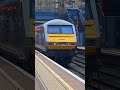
<box><xmin>47</xmin><ymin>25</ymin><xmax>74</xmax><ymax>34</ymax></box>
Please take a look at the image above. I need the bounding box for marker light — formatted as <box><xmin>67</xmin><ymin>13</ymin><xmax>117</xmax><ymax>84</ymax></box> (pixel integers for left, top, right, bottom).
<box><xmin>67</xmin><ymin>42</ymin><xmax>70</xmax><ymax>46</ymax></box>
<box><xmin>54</xmin><ymin>43</ymin><xmax>57</xmax><ymax>45</ymax></box>
<box><xmin>36</xmin><ymin>28</ymin><xmax>43</xmax><ymax>31</ymax></box>
<box><xmin>0</xmin><ymin>6</ymin><xmax>17</xmax><ymax>11</ymax></box>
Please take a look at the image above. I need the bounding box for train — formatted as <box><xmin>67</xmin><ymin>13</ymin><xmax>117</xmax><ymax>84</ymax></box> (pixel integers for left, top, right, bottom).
<box><xmin>35</xmin><ymin>19</ymin><xmax>77</xmax><ymax>63</ymax></box>
<box><xmin>85</xmin><ymin>0</ymin><xmax>103</xmax><ymax>75</ymax></box>
<box><xmin>0</xmin><ymin>0</ymin><xmax>34</xmax><ymax>71</ymax></box>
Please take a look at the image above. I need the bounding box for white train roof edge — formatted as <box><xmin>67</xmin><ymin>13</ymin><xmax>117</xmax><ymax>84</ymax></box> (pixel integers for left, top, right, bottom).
<box><xmin>36</xmin><ymin>19</ymin><xmax>73</xmax><ymax>28</ymax></box>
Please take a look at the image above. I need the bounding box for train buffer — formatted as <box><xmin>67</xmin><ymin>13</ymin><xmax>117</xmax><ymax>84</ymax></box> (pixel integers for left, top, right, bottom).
<box><xmin>0</xmin><ymin>56</ymin><xmax>34</xmax><ymax>90</ymax></box>
<box><xmin>35</xmin><ymin>50</ymin><xmax>85</xmax><ymax>90</ymax></box>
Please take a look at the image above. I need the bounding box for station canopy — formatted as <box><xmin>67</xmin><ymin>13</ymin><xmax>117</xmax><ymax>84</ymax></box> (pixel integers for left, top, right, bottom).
<box><xmin>103</xmin><ymin>0</ymin><xmax>120</xmax><ymax>16</ymax></box>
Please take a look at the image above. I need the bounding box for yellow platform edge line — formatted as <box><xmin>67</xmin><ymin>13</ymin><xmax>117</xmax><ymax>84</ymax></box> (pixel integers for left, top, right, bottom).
<box><xmin>35</xmin><ymin>55</ymin><xmax>74</xmax><ymax>90</ymax></box>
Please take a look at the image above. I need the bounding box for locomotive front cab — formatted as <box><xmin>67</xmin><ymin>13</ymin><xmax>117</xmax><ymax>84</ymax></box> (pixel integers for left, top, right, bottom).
<box><xmin>45</xmin><ymin>20</ymin><xmax>77</xmax><ymax>57</ymax></box>
<box><xmin>47</xmin><ymin>25</ymin><xmax>76</xmax><ymax>50</ymax></box>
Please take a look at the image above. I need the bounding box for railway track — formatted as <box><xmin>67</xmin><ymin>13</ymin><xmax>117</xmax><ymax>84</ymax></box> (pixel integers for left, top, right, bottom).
<box><xmin>67</xmin><ymin>49</ymin><xmax>85</xmax><ymax>80</ymax></box>
<box><xmin>87</xmin><ymin>52</ymin><xmax>120</xmax><ymax>90</ymax></box>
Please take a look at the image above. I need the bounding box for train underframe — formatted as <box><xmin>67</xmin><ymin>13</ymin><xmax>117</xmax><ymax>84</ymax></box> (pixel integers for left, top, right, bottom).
<box><xmin>39</xmin><ymin>48</ymin><xmax>76</xmax><ymax>64</ymax></box>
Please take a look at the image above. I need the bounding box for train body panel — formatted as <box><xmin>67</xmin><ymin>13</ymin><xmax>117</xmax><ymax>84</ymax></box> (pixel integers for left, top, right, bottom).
<box><xmin>35</xmin><ymin>19</ymin><xmax>77</xmax><ymax>57</ymax></box>
<box><xmin>85</xmin><ymin>0</ymin><xmax>103</xmax><ymax>74</ymax></box>
<box><xmin>47</xmin><ymin>46</ymin><xmax>76</xmax><ymax>50</ymax></box>
<box><xmin>85</xmin><ymin>0</ymin><xmax>101</xmax><ymax>56</ymax></box>
<box><xmin>85</xmin><ymin>19</ymin><xmax>97</xmax><ymax>38</ymax></box>
<box><xmin>47</xmin><ymin>34</ymin><xmax>75</xmax><ymax>42</ymax></box>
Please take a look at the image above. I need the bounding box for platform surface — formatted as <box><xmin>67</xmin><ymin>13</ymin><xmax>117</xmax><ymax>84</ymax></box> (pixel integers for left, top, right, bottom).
<box><xmin>0</xmin><ymin>56</ymin><xmax>34</xmax><ymax>90</ymax></box>
<box><xmin>35</xmin><ymin>50</ymin><xmax>85</xmax><ymax>90</ymax></box>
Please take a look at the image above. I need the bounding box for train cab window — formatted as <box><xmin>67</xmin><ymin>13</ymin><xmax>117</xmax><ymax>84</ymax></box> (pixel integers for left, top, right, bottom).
<box><xmin>48</xmin><ymin>25</ymin><xmax>73</xmax><ymax>34</ymax></box>
<box><xmin>61</xmin><ymin>26</ymin><xmax>73</xmax><ymax>34</ymax></box>
<box><xmin>48</xmin><ymin>26</ymin><xmax>60</xmax><ymax>34</ymax></box>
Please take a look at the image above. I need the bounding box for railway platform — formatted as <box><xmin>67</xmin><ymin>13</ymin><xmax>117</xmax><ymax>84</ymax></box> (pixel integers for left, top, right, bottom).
<box><xmin>0</xmin><ymin>56</ymin><xmax>34</xmax><ymax>90</ymax></box>
<box><xmin>35</xmin><ymin>50</ymin><xmax>85</xmax><ymax>90</ymax></box>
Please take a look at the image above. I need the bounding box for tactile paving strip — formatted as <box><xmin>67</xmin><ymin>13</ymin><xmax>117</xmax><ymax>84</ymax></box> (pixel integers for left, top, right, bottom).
<box><xmin>35</xmin><ymin>57</ymin><xmax>69</xmax><ymax>90</ymax></box>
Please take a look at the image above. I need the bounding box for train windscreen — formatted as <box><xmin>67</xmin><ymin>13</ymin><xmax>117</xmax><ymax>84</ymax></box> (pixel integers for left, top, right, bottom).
<box><xmin>47</xmin><ymin>25</ymin><xmax>73</xmax><ymax>34</ymax></box>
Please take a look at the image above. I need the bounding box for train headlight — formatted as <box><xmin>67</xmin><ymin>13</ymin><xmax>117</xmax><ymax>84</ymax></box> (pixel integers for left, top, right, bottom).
<box><xmin>48</xmin><ymin>42</ymin><xmax>76</xmax><ymax>46</ymax></box>
<box><xmin>54</xmin><ymin>43</ymin><xmax>57</xmax><ymax>45</ymax></box>
<box><xmin>67</xmin><ymin>42</ymin><xmax>70</xmax><ymax>46</ymax></box>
